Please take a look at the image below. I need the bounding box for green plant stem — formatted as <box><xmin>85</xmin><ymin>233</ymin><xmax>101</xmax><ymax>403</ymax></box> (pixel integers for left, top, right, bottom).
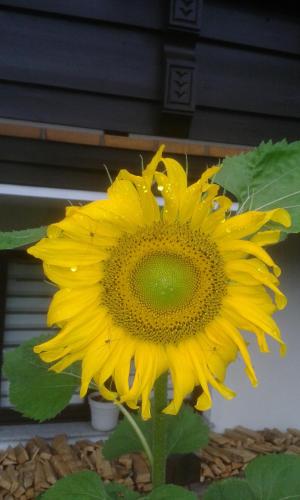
<box><xmin>115</xmin><ymin>401</ymin><xmax>153</xmax><ymax>467</ymax></box>
<box><xmin>152</xmin><ymin>372</ymin><xmax>168</xmax><ymax>488</ymax></box>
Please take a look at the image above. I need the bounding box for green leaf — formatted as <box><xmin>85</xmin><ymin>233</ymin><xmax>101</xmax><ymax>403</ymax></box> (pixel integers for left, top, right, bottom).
<box><xmin>145</xmin><ymin>484</ymin><xmax>197</xmax><ymax>499</ymax></box>
<box><xmin>166</xmin><ymin>405</ymin><xmax>209</xmax><ymax>455</ymax></box>
<box><xmin>203</xmin><ymin>478</ymin><xmax>255</xmax><ymax>500</ymax></box>
<box><xmin>203</xmin><ymin>455</ymin><xmax>300</xmax><ymax>500</ymax></box>
<box><xmin>103</xmin><ymin>404</ymin><xmax>209</xmax><ymax>461</ymax></box>
<box><xmin>214</xmin><ymin>140</ymin><xmax>300</xmax><ymax>233</ymax></box>
<box><xmin>104</xmin><ymin>482</ymin><xmax>139</xmax><ymax>499</ymax></box>
<box><xmin>3</xmin><ymin>336</ymin><xmax>79</xmax><ymax>421</ymax></box>
<box><xmin>0</xmin><ymin>226</ymin><xmax>46</xmax><ymax>249</ymax></box>
<box><xmin>245</xmin><ymin>454</ymin><xmax>300</xmax><ymax>500</ymax></box>
<box><xmin>103</xmin><ymin>413</ymin><xmax>151</xmax><ymax>460</ymax></box>
<box><xmin>41</xmin><ymin>471</ymin><xmax>108</xmax><ymax>499</ymax></box>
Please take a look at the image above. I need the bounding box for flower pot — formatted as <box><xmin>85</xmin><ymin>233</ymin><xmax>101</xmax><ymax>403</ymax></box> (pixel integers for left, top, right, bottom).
<box><xmin>88</xmin><ymin>392</ymin><xmax>120</xmax><ymax>432</ymax></box>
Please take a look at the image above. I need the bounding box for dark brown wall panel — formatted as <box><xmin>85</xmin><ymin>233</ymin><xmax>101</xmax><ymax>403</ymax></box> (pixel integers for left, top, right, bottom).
<box><xmin>0</xmin><ymin>10</ymin><xmax>162</xmax><ymax>99</ymax></box>
<box><xmin>0</xmin><ymin>1</ymin><xmax>299</xmax><ymax>144</ymax></box>
<box><xmin>0</xmin><ymin>1</ymin><xmax>299</xmax><ymax>55</ymax></box>
<box><xmin>0</xmin><ymin>137</ymin><xmax>215</xmax><ymax>190</ymax></box>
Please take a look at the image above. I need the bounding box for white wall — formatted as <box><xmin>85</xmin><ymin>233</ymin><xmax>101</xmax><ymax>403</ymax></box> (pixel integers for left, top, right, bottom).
<box><xmin>210</xmin><ymin>236</ymin><xmax>300</xmax><ymax>431</ymax></box>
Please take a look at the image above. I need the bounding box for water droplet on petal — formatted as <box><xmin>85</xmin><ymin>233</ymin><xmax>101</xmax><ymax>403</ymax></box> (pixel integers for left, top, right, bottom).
<box><xmin>70</xmin><ymin>266</ymin><xmax>77</xmax><ymax>272</ymax></box>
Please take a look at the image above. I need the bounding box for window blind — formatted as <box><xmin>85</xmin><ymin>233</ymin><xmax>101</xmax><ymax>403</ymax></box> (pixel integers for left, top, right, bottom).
<box><xmin>1</xmin><ymin>258</ymin><xmax>82</xmax><ymax>409</ymax></box>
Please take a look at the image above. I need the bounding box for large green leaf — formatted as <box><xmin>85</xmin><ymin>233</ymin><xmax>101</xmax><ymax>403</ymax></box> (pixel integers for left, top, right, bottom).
<box><xmin>3</xmin><ymin>336</ymin><xmax>79</xmax><ymax>421</ymax></box>
<box><xmin>204</xmin><ymin>454</ymin><xmax>300</xmax><ymax>500</ymax></box>
<box><xmin>166</xmin><ymin>405</ymin><xmax>209</xmax><ymax>455</ymax></box>
<box><xmin>102</xmin><ymin>413</ymin><xmax>151</xmax><ymax>460</ymax></box>
<box><xmin>0</xmin><ymin>226</ymin><xmax>46</xmax><ymax>249</ymax></box>
<box><xmin>204</xmin><ymin>478</ymin><xmax>255</xmax><ymax>500</ymax></box>
<box><xmin>104</xmin><ymin>482</ymin><xmax>139</xmax><ymax>499</ymax></box>
<box><xmin>215</xmin><ymin>140</ymin><xmax>300</xmax><ymax>233</ymax></box>
<box><xmin>145</xmin><ymin>484</ymin><xmax>197</xmax><ymax>499</ymax></box>
<box><xmin>103</xmin><ymin>404</ymin><xmax>209</xmax><ymax>461</ymax></box>
<box><xmin>41</xmin><ymin>471</ymin><xmax>108</xmax><ymax>499</ymax></box>
<box><xmin>246</xmin><ymin>454</ymin><xmax>300</xmax><ymax>500</ymax></box>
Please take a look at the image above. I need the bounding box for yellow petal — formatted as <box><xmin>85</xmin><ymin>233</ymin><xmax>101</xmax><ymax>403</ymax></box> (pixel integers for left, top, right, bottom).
<box><xmin>80</xmin><ymin>333</ymin><xmax>113</xmax><ymax>397</ymax></box>
<box><xmin>186</xmin><ymin>338</ymin><xmax>213</xmax><ymax>409</ymax></box>
<box><xmin>190</xmin><ymin>185</ymin><xmax>219</xmax><ymax>229</ymax></box>
<box><xmin>34</xmin><ymin>307</ymin><xmax>108</xmax><ymax>355</ymax></box>
<box><xmin>220</xmin><ymin>239</ymin><xmax>281</xmax><ymax>276</ymax></box>
<box><xmin>163</xmin><ymin>343</ymin><xmax>195</xmax><ymax>415</ymax></box>
<box><xmin>196</xmin><ymin>392</ymin><xmax>212</xmax><ymax>411</ymax></box>
<box><xmin>213</xmin><ymin>208</ymin><xmax>291</xmax><ymax>241</ymax></box>
<box><xmin>47</xmin><ymin>286</ymin><xmax>101</xmax><ymax>327</ymax></box>
<box><xmin>96</xmin><ymin>328</ymin><xmax>130</xmax><ymax>388</ymax></box>
<box><xmin>155</xmin><ymin>157</ymin><xmax>187</xmax><ymax>222</ymax></box>
<box><xmin>114</xmin><ymin>340</ymin><xmax>135</xmax><ymax>396</ymax></box>
<box><xmin>75</xmin><ymin>200</ymin><xmax>135</xmax><ymax>233</ymax></box>
<box><xmin>107</xmin><ymin>179</ymin><xmax>144</xmax><ymax>228</ymax></box>
<box><xmin>122</xmin><ymin>344</ymin><xmax>167</xmax><ymax>415</ymax></box>
<box><xmin>50</xmin><ymin>352</ymin><xmax>83</xmax><ymax>372</ymax></box>
<box><xmin>143</xmin><ymin>144</ymin><xmax>165</xmax><ymax>180</ymax></box>
<box><xmin>224</xmin><ymin>296</ymin><xmax>283</xmax><ymax>344</ymax></box>
<box><xmin>118</xmin><ymin>170</ymin><xmax>160</xmax><ymax>224</ymax></box>
<box><xmin>213</xmin><ymin>318</ymin><xmax>258</xmax><ymax>387</ymax></box>
<box><xmin>179</xmin><ymin>166</ymin><xmax>220</xmax><ymax>223</ymax></box>
<box><xmin>49</xmin><ymin>204</ymin><xmax>122</xmax><ymax>241</ymax></box>
<box><xmin>251</xmin><ymin>230</ymin><xmax>281</xmax><ymax>246</ymax></box>
<box><xmin>28</xmin><ymin>238</ymin><xmax>106</xmax><ymax>267</ymax></box>
<box><xmin>225</xmin><ymin>259</ymin><xmax>287</xmax><ymax>309</ymax></box>
<box><xmin>98</xmin><ymin>384</ymin><xmax>117</xmax><ymax>401</ymax></box>
<box><xmin>44</xmin><ymin>262</ymin><xmax>103</xmax><ymax>288</ymax></box>
<box><xmin>198</xmin><ymin>332</ymin><xmax>237</xmax><ymax>383</ymax></box>
<box><xmin>201</xmin><ymin>195</ymin><xmax>233</xmax><ymax>232</ymax></box>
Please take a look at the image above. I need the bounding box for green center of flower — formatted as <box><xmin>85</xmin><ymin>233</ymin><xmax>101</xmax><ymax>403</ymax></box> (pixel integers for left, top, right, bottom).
<box><xmin>134</xmin><ymin>253</ymin><xmax>197</xmax><ymax>311</ymax></box>
<box><xmin>102</xmin><ymin>223</ymin><xmax>227</xmax><ymax>344</ymax></box>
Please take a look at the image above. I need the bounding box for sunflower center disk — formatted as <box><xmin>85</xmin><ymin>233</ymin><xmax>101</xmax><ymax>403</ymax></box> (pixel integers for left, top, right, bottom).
<box><xmin>102</xmin><ymin>223</ymin><xmax>227</xmax><ymax>344</ymax></box>
<box><xmin>134</xmin><ymin>254</ymin><xmax>197</xmax><ymax>311</ymax></box>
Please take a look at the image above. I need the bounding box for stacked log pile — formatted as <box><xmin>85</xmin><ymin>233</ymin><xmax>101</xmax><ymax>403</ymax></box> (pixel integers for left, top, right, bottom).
<box><xmin>1</xmin><ymin>427</ymin><xmax>300</xmax><ymax>498</ymax></box>
<box><xmin>0</xmin><ymin>435</ymin><xmax>151</xmax><ymax>499</ymax></box>
<box><xmin>198</xmin><ymin>426</ymin><xmax>300</xmax><ymax>483</ymax></box>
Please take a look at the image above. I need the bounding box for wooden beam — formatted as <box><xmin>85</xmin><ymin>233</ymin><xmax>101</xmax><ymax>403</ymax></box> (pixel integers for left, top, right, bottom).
<box><xmin>0</xmin><ymin>119</ymin><xmax>251</xmax><ymax>158</ymax></box>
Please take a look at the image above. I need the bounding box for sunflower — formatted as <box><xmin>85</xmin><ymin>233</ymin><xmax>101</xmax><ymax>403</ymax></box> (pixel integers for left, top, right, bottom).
<box><xmin>28</xmin><ymin>146</ymin><xmax>290</xmax><ymax>419</ymax></box>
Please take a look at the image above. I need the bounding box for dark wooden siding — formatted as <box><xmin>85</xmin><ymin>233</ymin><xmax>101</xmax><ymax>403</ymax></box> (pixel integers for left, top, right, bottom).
<box><xmin>0</xmin><ymin>0</ymin><xmax>299</xmax><ymax>144</ymax></box>
<box><xmin>0</xmin><ymin>136</ymin><xmax>216</xmax><ymax>193</ymax></box>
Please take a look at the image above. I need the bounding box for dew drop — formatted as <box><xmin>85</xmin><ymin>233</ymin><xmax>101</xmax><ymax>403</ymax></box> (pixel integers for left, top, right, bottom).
<box><xmin>70</xmin><ymin>266</ymin><xmax>78</xmax><ymax>272</ymax></box>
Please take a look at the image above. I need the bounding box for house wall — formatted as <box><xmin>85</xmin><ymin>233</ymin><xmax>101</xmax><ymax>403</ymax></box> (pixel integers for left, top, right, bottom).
<box><xmin>1</xmin><ymin>0</ymin><xmax>300</xmax><ymax>427</ymax></box>
<box><xmin>210</xmin><ymin>235</ymin><xmax>300</xmax><ymax>431</ymax></box>
<box><xmin>0</xmin><ymin>0</ymin><xmax>300</xmax><ymax>143</ymax></box>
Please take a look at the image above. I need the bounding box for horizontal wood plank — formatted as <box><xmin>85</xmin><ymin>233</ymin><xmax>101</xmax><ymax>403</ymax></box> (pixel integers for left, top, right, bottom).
<box><xmin>0</xmin><ymin>10</ymin><xmax>299</xmax><ymax>120</ymax></box>
<box><xmin>0</xmin><ymin>1</ymin><xmax>299</xmax><ymax>55</ymax></box>
<box><xmin>0</xmin><ymin>10</ymin><xmax>161</xmax><ymax>100</ymax></box>
<box><xmin>1</xmin><ymin>83</ymin><xmax>300</xmax><ymax>146</ymax></box>
<box><xmin>195</xmin><ymin>43</ymin><xmax>300</xmax><ymax>118</ymax></box>
<box><xmin>0</xmin><ymin>0</ymin><xmax>165</xmax><ymax>31</ymax></box>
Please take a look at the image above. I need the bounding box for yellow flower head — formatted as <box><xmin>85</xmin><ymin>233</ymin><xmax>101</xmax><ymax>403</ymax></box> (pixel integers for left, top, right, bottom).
<box><xmin>28</xmin><ymin>146</ymin><xmax>291</xmax><ymax>419</ymax></box>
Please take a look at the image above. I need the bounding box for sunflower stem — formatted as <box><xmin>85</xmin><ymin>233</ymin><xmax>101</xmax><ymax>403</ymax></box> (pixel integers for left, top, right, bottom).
<box><xmin>115</xmin><ymin>401</ymin><xmax>153</xmax><ymax>467</ymax></box>
<box><xmin>152</xmin><ymin>372</ymin><xmax>168</xmax><ymax>488</ymax></box>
